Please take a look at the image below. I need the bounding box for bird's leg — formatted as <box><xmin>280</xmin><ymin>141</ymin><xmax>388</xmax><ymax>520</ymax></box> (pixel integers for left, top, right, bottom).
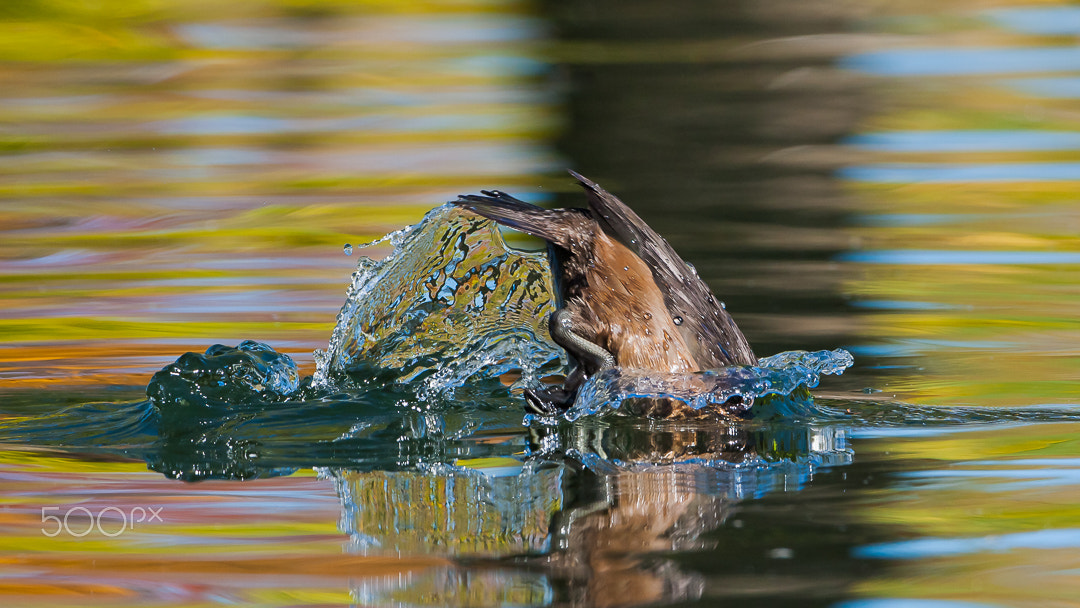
<box><xmin>523</xmin><ymin>309</ymin><xmax>615</xmax><ymax>416</ymax></box>
<box><xmin>549</xmin><ymin>308</ymin><xmax>616</xmax><ymax>374</ymax></box>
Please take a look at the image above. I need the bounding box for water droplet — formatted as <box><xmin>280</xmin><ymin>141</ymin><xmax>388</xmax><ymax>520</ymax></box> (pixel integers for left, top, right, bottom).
<box><xmin>720</xmin><ymin>301</ymin><xmax>726</xmax><ymax>309</ymax></box>
<box><xmin>343</xmin><ymin>244</ymin><xmax>353</xmax><ymax>256</ymax></box>
<box><xmin>673</xmin><ymin>316</ymin><xmax>683</xmax><ymax>326</ymax></box>
<box><xmin>643</xmin><ymin>312</ymin><xmax>652</xmax><ymax>320</ymax></box>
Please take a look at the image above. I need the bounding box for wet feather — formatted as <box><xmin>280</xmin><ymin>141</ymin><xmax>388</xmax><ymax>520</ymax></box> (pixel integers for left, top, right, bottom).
<box><xmin>454</xmin><ymin>173</ymin><xmax>756</xmax><ymax>418</ymax></box>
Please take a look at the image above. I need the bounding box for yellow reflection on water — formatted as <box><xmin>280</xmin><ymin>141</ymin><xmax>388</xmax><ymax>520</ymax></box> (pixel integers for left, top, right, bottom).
<box><xmin>837</xmin><ymin>1</ymin><xmax>1080</xmax><ymax>407</ymax></box>
<box><xmin>851</xmin><ymin>423</ymin><xmax>1080</xmax><ymax>605</ymax></box>
<box><xmin>0</xmin><ymin>447</ymin><xmax>447</xmax><ymax>606</ymax></box>
<box><xmin>0</xmin><ymin>0</ymin><xmax>558</xmax><ymax>392</ymax></box>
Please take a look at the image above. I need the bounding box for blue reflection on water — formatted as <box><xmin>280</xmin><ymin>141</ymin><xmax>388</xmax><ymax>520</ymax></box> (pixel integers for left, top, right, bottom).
<box><xmin>986</xmin><ymin>7</ymin><xmax>1080</xmax><ymax>35</ymax></box>
<box><xmin>452</xmin><ymin>54</ymin><xmax>550</xmax><ymax>77</ymax></box>
<box><xmin>853</xmin><ymin>214</ymin><xmax>981</xmax><ymax>227</ymax></box>
<box><xmin>1004</xmin><ymin>77</ymin><xmax>1080</xmax><ymax>98</ymax></box>
<box><xmin>187</xmin><ymin>87</ymin><xmax>550</xmax><ymax>106</ymax></box>
<box><xmin>855</xmin><ymin>528</ymin><xmax>1080</xmax><ymax>559</ymax></box>
<box><xmin>0</xmin><ymin>94</ymin><xmax>109</xmax><ymax>108</ymax></box>
<box><xmin>839</xmin><ymin>250</ymin><xmax>1080</xmax><ymax>265</ymax></box>
<box><xmin>841</xmin><ymin>47</ymin><xmax>1080</xmax><ymax>76</ymax></box>
<box><xmin>173</xmin><ymin>147</ymin><xmax>271</xmax><ymax>166</ymax></box>
<box><xmin>846</xmin><ymin>340</ymin><xmax>1016</xmax><ymax>358</ymax></box>
<box><xmin>835</xmin><ymin>599</ymin><xmax>1005</xmax><ymax>608</ymax></box>
<box><xmin>840</xmin><ymin>162</ymin><xmax>1080</xmax><ymax>182</ymax></box>
<box><xmin>896</xmin><ymin>464</ymin><xmax>1080</xmax><ymax>492</ymax></box>
<box><xmin>849</xmin><ymin>300</ymin><xmax>962</xmax><ymax>311</ymax></box>
<box><xmin>849</xmin><ymin>426</ymin><xmax>1006</xmax><ymax>439</ymax></box>
<box><xmin>846</xmin><ymin>131</ymin><xmax>1080</xmax><ymax>152</ymax></box>
<box><xmin>154</xmin><ymin>113</ymin><xmax>517</xmax><ymax>136</ymax></box>
<box><xmin>176</xmin><ymin>17</ymin><xmax>546</xmax><ymax>50</ymax></box>
<box><xmin>177</xmin><ymin>23</ymin><xmax>325</xmax><ymax>49</ymax></box>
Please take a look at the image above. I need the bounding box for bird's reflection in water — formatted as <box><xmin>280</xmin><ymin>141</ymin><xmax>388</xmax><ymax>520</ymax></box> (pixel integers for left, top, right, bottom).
<box><xmin>327</xmin><ymin>421</ymin><xmax>852</xmax><ymax>607</ymax></box>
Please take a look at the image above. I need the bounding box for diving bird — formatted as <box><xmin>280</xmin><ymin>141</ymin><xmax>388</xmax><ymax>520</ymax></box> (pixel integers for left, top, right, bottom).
<box><xmin>455</xmin><ymin>171</ymin><xmax>756</xmax><ymax>418</ymax></box>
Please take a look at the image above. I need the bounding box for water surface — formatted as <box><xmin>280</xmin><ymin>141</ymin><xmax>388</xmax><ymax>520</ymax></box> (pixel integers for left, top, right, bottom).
<box><xmin>2</xmin><ymin>0</ymin><xmax>1080</xmax><ymax>606</ymax></box>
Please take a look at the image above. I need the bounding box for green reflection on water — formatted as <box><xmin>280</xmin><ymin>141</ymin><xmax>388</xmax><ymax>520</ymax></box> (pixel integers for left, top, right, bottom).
<box><xmin>3</xmin><ymin>0</ymin><xmax>1080</xmax><ymax>607</ymax></box>
<box><xmin>0</xmin><ymin>0</ymin><xmax>558</xmax><ymax>393</ymax></box>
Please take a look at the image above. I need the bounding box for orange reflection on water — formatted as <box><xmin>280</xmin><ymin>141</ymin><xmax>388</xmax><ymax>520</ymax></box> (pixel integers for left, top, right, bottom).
<box><xmin>0</xmin><ymin>449</ymin><xmax>448</xmax><ymax>606</ymax></box>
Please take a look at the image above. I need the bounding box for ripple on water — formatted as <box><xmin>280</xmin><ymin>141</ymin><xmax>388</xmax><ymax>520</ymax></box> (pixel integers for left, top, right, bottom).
<box><xmin>1003</xmin><ymin>76</ymin><xmax>1080</xmax><ymax>98</ymax></box>
<box><xmin>846</xmin><ymin>130</ymin><xmax>1080</xmax><ymax>153</ymax></box>
<box><xmin>839</xmin><ymin>162</ymin><xmax>1080</xmax><ymax>183</ymax></box>
<box><xmin>856</xmin><ymin>528</ymin><xmax>1080</xmax><ymax>560</ymax></box>
<box><xmin>838</xmin><ymin>250</ymin><xmax>1080</xmax><ymax>265</ymax></box>
<box><xmin>985</xmin><ymin>6</ymin><xmax>1080</xmax><ymax>36</ymax></box>
<box><xmin>841</xmin><ymin>46</ymin><xmax>1080</xmax><ymax>76</ymax></box>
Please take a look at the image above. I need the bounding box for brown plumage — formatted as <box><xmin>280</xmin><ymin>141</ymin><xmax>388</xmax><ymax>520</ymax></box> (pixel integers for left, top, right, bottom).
<box><xmin>455</xmin><ymin>171</ymin><xmax>756</xmax><ymax>418</ymax></box>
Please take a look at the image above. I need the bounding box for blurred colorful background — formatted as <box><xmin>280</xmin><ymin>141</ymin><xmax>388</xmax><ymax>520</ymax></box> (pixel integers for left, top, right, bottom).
<box><xmin>2</xmin><ymin>0</ymin><xmax>1079</xmax><ymax>606</ymax></box>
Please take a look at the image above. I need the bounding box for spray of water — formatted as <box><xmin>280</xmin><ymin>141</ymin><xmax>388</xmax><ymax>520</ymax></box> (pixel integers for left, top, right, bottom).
<box><xmin>313</xmin><ymin>204</ymin><xmax>563</xmax><ymax>400</ymax></box>
<box><xmin>310</xmin><ymin>203</ymin><xmax>853</xmax><ymax>417</ymax></box>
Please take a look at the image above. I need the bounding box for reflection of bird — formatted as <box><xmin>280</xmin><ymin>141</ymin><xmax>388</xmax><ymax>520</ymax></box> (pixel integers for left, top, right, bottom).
<box><xmin>455</xmin><ymin>171</ymin><xmax>756</xmax><ymax>418</ymax></box>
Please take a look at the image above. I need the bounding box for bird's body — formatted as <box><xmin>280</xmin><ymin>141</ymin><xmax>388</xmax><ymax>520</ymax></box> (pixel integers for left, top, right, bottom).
<box><xmin>559</xmin><ymin>225</ymin><xmax>699</xmax><ymax>374</ymax></box>
<box><xmin>455</xmin><ymin>171</ymin><xmax>755</xmax><ymax>418</ymax></box>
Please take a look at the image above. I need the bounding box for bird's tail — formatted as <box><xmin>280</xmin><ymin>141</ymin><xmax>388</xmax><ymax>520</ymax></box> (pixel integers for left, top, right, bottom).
<box><xmin>454</xmin><ymin>190</ymin><xmax>586</xmax><ymax>250</ymax></box>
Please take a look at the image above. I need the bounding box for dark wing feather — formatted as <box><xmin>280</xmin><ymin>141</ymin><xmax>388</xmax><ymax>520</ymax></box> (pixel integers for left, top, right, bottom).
<box><xmin>568</xmin><ymin>170</ymin><xmax>756</xmax><ymax>367</ymax></box>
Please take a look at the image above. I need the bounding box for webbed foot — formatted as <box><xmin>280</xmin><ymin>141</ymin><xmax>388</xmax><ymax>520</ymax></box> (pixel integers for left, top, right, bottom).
<box><xmin>524</xmin><ymin>385</ymin><xmax>574</xmax><ymax>416</ymax></box>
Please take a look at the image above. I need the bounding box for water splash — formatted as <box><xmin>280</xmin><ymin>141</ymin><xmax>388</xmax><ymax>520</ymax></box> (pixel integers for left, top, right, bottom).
<box><xmin>309</xmin><ymin>203</ymin><xmax>853</xmax><ymax>417</ymax></box>
<box><xmin>313</xmin><ymin>204</ymin><xmax>561</xmax><ymax>399</ymax></box>
<box><xmin>0</xmin><ymin>206</ymin><xmax>863</xmax><ymax>481</ymax></box>
<box><xmin>559</xmin><ymin>349</ymin><xmax>854</xmax><ymax>421</ymax></box>
<box><xmin>147</xmin><ymin>340</ymin><xmax>300</xmax><ymax>409</ymax></box>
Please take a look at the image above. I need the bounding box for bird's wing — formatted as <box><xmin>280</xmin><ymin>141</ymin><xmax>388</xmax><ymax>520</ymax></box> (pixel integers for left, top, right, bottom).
<box><xmin>569</xmin><ymin>170</ymin><xmax>756</xmax><ymax>366</ymax></box>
